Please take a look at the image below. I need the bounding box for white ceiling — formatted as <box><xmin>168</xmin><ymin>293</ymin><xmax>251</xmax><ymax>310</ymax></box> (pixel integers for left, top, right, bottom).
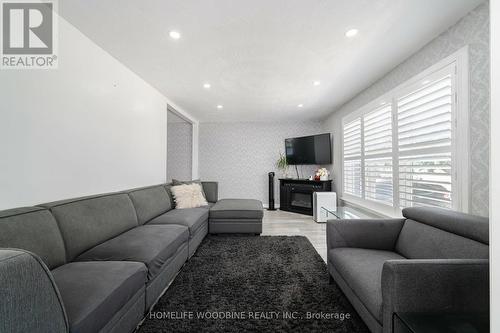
<box><xmin>60</xmin><ymin>0</ymin><xmax>482</xmax><ymax>122</ymax></box>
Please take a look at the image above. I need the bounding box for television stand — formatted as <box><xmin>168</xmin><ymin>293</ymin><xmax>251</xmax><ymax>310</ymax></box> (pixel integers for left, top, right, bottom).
<box><xmin>279</xmin><ymin>178</ymin><xmax>332</xmax><ymax>216</ymax></box>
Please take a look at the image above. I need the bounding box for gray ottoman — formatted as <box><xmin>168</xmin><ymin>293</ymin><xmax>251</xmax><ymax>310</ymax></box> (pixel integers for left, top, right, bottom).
<box><xmin>209</xmin><ymin>199</ymin><xmax>263</xmax><ymax>234</ymax></box>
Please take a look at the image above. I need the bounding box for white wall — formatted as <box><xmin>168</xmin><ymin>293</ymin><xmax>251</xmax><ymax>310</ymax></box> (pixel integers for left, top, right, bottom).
<box><xmin>490</xmin><ymin>0</ymin><xmax>499</xmax><ymax>330</ymax></box>
<box><xmin>198</xmin><ymin>121</ymin><xmax>327</xmax><ymax>204</ymax></box>
<box><xmin>0</xmin><ymin>14</ymin><xmax>172</xmax><ymax>209</ymax></box>
<box><xmin>323</xmin><ymin>3</ymin><xmax>490</xmax><ymax>216</ymax></box>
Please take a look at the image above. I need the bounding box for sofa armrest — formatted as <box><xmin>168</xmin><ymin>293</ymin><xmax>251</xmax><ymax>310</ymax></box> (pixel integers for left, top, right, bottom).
<box><xmin>0</xmin><ymin>249</ymin><xmax>68</xmax><ymax>333</ymax></box>
<box><xmin>326</xmin><ymin>218</ymin><xmax>405</xmax><ymax>250</ymax></box>
<box><xmin>382</xmin><ymin>259</ymin><xmax>489</xmax><ymax>333</ymax></box>
<box><xmin>202</xmin><ymin>181</ymin><xmax>218</xmax><ymax>203</ymax></box>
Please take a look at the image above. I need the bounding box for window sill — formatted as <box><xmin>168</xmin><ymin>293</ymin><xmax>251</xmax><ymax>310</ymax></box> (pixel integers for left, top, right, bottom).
<box><xmin>340</xmin><ymin>195</ymin><xmax>403</xmax><ymax>219</ymax></box>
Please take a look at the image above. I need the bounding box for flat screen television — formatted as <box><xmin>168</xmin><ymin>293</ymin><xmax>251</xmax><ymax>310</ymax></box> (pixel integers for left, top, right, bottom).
<box><xmin>285</xmin><ymin>133</ymin><xmax>332</xmax><ymax>165</ymax></box>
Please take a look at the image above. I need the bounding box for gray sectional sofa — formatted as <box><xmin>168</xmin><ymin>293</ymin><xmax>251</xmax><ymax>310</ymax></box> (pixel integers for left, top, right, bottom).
<box><xmin>0</xmin><ymin>181</ymin><xmax>262</xmax><ymax>333</ymax></box>
<box><xmin>327</xmin><ymin>206</ymin><xmax>489</xmax><ymax>333</ymax></box>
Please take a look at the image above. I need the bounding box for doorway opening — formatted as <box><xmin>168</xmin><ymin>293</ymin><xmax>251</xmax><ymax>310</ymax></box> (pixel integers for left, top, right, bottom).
<box><xmin>167</xmin><ymin>106</ymin><xmax>193</xmax><ymax>181</ymax></box>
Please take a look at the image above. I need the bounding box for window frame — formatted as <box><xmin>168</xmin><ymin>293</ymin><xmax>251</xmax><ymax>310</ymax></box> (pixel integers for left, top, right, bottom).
<box><xmin>341</xmin><ymin>46</ymin><xmax>470</xmax><ymax>217</ymax></box>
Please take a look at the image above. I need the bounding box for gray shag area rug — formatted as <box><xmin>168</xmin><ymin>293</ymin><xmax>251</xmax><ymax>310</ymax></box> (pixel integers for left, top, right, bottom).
<box><xmin>137</xmin><ymin>235</ymin><xmax>369</xmax><ymax>333</ymax></box>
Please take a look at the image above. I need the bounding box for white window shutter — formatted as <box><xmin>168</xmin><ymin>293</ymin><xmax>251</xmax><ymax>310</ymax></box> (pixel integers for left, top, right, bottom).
<box><xmin>340</xmin><ymin>52</ymin><xmax>466</xmax><ymax>215</ymax></box>
<box><xmin>363</xmin><ymin>104</ymin><xmax>393</xmax><ymax>205</ymax></box>
<box><xmin>397</xmin><ymin>75</ymin><xmax>453</xmax><ymax>209</ymax></box>
<box><xmin>343</xmin><ymin>118</ymin><xmax>362</xmax><ymax>197</ymax></box>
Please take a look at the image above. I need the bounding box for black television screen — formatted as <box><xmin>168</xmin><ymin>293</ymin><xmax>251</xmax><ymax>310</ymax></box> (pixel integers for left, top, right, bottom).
<box><xmin>285</xmin><ymin>133</ymin><xmax>332</xmax><ymax>165</ymax></box>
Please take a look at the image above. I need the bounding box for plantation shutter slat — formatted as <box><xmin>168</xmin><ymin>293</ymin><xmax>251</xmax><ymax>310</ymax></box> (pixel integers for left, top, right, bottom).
<box><xmin>363</xmin><ymin>104</ymin><xmax>393</xmax><ymax>205</ymax></box>
<box><xmin>397</xmin><ymin>74</ymin><xmax>453</xmax><ymax>209</ymax></box>
<box><xmin>343</xmin><ymin>118</ymin><xmax>362</xmax><ymax>197</ymax></box>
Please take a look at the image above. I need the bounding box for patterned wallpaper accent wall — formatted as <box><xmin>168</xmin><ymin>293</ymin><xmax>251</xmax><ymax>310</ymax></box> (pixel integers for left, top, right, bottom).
<box><xmin>167</xmin><ymin>121</ymin><xmax>192</xmax><ymax>181</ymax></box>
<box><xmin>323</xmin><ymin>2</ymin><xmax>490</xmax><ymax>216</ymax></box>
<box><xmin>199</xmin><ymin>121</ymin><xmax>326</xmax><ymax>204</ymax></box>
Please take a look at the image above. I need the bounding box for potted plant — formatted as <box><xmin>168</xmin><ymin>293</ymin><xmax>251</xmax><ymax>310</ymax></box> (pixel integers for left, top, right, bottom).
<box><xmin>276</xmin><ymin>153</ymin><xmax>290</xmax><ymax>178</ymax></box>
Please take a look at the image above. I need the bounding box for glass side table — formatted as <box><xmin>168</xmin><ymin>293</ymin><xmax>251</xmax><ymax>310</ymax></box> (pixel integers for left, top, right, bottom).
<box><xmin>320</xmin><ymin>206</ymin><xmax>372</xmax><ymax>220</ymax></box>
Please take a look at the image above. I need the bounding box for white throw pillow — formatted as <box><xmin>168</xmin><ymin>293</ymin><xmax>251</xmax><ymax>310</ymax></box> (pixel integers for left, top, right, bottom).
<box><xmin>171</xmin><ymin>183</ymin><xmax>208</xmax><ymax>209</ymax></box>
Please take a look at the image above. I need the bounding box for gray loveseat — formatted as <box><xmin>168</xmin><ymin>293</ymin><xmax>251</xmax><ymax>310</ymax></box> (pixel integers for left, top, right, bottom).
<box><xmin>0</xmin><ymin>181</ymin><xmax>261</xmax><ymax>333</ymax></box>
<box><xmin>327</xmin><ymin>206</ymin><xmax>489</xmax><ymax>333</ymax></box>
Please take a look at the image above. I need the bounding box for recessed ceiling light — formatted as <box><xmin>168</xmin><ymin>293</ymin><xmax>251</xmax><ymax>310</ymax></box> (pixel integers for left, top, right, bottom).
<box><xmin>297</xmin><ymin>104</ymin><xmax>304</xmax><ymax>108</ymax></box>
<box><xmin>169</xmin><ymin>30</ymin><xmax>181</xmax><ymax>40</ymax></box>
<box><xmin>313</xmin><ymin>81</ymin><xmax>321</xmax><ymax>86</ymax></box>
<box><xmin>216</xmin><ymin>105</ymin><xmax>223</xmax><ymax>109</ymax></box>
<box><xmin>203</xmin><ymin>83</ymin><xmax>211</xmax><ymax>89</ymax></box>
<box><xmin>345</xmin><ymin>28</ymin><xmax>359</xmax><ymax>38</ymax></box>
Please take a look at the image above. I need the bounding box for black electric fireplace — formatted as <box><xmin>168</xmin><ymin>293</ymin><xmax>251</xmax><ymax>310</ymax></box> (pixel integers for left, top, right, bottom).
<box><xmin>279</xmin><ymin>179</ymin><xmax>332</xmax><ymax>215</ymax></box>
<box><xmin>290</xmin><ymin>191</ymin><xmax>312</xmax><ymax>209</ymax></box>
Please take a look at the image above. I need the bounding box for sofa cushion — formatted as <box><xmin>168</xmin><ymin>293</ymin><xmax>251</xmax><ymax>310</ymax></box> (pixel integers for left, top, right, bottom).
<box><xmin>209</xmin><ymin>199</ymin><xmax>264</xmax><ymax>219</ymax></box>
<box><xmin>148</xmin><ymin>207</ymin><xmax>209</xmax><ymax>236</ymax></box>
<box><xmin>76</xmin><ymin>225</ymin><xmax>189</xmax><ymax>280</ymax></box>
<box><xmin>163</xmin><ymin>183</ymin><xmax>176</xmax><ymax>208</ymax></box>
<box><xmin>395</xmin><ymin>219</ymin><xmax>489</xmax><ymax>259</ymax></box>
<box><xmin>201</xmin><ymin>182</ymin><xmax>218</xmax><ymax>203</ymax></box>
<box><xmin>329</xmin><ymin>248</ymin><xmax>405</xmax><ymax>322</ymax></box>
<box><xmin>52</xmin><ymin>261</ymin><xmax>147</xmax><ymax>333</ymax></box>
<box><xmin>127</xmin><ymin>185</ymin><xmax>172</xmax><ymax>224</ymax></box>
<box><xmin>41</xmin><ymin>193</ymin><xmax>139</xmax><ymax>261</ymax></box>
<box><xmin>402</xmin><ymin>207</ymin><xmax>489</xmax><ymax>244</ymax></box>
<box><xmin>0</xmin><ymin>207</ymin><xmax>66</xmax><ymax>269</ymax></box>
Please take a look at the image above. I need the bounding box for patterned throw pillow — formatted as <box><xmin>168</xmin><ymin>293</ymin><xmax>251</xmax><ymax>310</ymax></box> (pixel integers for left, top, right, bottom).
<box><xmin>170</xmin><ymin>183</ymin><xmax>208</xmax><ymax>209</ymax></box>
